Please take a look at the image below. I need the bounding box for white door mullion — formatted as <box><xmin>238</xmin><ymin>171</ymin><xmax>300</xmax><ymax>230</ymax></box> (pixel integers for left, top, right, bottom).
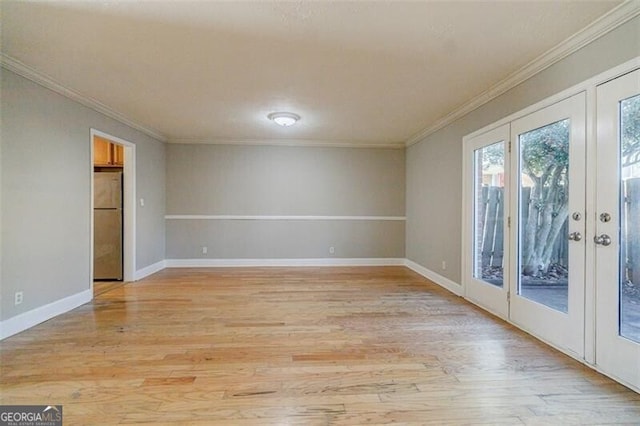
<box><xmin>584</xmin><ymin>85</ymin><xmax>598</xmax><ymax>365</ymax></box>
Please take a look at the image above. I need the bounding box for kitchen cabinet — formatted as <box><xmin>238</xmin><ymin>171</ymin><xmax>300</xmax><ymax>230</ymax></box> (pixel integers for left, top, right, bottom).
<box><xmin>94</xmin><ymin>136</ymin><xmax>124</xmax><ymax>166</ymax></box>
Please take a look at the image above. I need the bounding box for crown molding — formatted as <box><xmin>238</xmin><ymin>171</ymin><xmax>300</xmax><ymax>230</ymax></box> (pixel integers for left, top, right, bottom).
<box><xmin>0</xmin><ymin>53</ymin><xmax>168</xmax><ymax>142</ymax></box>
<box><xmin>405</xmin><ymin>0</ymin><xmax>640</xmax><ymax>147</ymax></box>
<box><xmin>168</xmin><ymin>138</ymin><xmax>405</xmax><ymax>149</ymax></box>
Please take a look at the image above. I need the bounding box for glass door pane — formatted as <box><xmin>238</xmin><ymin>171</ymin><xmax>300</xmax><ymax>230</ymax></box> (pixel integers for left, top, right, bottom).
<box><xmin>620</xmin><ymin>94</ymin><xmax>640</xmax><ymax>343</ymax></box>
<box><xmin>474</xmin><ymin>141</ymin><xmax>505</xmax><ymax>288</ymax></box>
<box><xmin>518</xmin><ymin>119</ymin><xmax>570</xmax><ymax>313</ymax></box>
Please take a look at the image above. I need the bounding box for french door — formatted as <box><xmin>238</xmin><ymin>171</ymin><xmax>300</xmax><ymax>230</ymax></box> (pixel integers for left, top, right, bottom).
<box><xmin>465</xmin><ymin>93</ymin><xmax>586</xmax><ymax>357</ymax></box>
<box><xmin>465</xmin><ymin>66</ymin><xmax>640</xmax><ymax>391</ymax></box>
<box><xmin>595</xmin><ymin>69</ymin><xmax>640</xmax><ymax>390</ymax></box>
<box><xmin>509</xmin><ymin>93</ymin><xmax>586</xmax><ymax>358</ymax></box>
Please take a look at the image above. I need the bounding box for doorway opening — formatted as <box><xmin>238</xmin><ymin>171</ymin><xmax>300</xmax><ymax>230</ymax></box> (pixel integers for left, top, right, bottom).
<box><xmin>90</xmin><ymin>129</ymin><xmax>136</xmax><ymax>297</ymax></box>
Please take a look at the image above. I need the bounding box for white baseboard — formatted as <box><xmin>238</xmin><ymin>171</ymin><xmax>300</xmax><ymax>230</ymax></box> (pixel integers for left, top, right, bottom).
<box><xmin>0</xmin><ymin>289</ymin><xmax>92</xmax><ymax>340</ymax></box>
<box><xmin>165</xmin><ymin>258</ymin><xmax>406</xmax><ymax>268</ymax></box>
<box><xmin>135</xmin><ymin>260</ymin><xmax>166</xmax><ymax>280</ymax></box>
<box><xmin>404</xmin><ymin>259</ymin><xmax>463</xmax><ymax>296</ymax></box>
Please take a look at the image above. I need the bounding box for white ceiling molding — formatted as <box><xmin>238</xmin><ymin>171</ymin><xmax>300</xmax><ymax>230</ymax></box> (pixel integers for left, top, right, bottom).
<box><xmin>0</xmin><ymin>53</ymin><xmax>168</xmax><ymax>142</ymax></box>
<box><xmin>169</xmin><ymin>138</ymin><xmax>405</xmax><ymax>149</ymax></box>
<box><xmin>405</xmin><ymin>0</ymin><xmax>640</xmax><ymax>147</ymax></box>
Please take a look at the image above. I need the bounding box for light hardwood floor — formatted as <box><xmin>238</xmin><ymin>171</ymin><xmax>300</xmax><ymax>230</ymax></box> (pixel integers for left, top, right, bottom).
<box><xmin>93</xmin><ymin>280</ymin><xmax>126</xmax><ymax>297</ymax></box>
<box><xmin>1</xmin><ymin>267</ymin><xmax>639</xmax><ymax>425</ymax></box>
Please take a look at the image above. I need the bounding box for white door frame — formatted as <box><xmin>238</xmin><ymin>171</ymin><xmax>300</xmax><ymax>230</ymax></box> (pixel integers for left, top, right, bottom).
<box><xmin>90</xmin><ymin>129</ymin><xmax>136</xmax><ymax>289</ymax></box>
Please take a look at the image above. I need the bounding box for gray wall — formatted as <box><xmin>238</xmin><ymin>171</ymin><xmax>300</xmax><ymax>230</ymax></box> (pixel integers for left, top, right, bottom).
<box><xmin>0</xmin><ymin>69</ymin><xmax>166</xmax><ymax>321</ymax></box>
<box><xmin>406</xmin><ymin>16</ymin><xmax>640</xmax><ymax>284</ymax></box>
<box><xmin>166</xmin><ymin>144</ymin><xmax>405</xmax><ymax>259</ymax></box>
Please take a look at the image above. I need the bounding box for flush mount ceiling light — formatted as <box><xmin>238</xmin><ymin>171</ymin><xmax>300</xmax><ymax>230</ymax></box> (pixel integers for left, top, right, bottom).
<box><xmin>268</xmin><ymin>112</ymin><xmax>300</xmax><ymax>127</ymax></box>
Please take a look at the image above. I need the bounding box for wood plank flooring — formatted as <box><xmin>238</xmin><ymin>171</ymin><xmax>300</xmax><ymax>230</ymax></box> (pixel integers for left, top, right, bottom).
<box><xmin>1</xmin><ymin>266</ymin><xmax>639</xmax><ymax>424</ymax></box>
<box><xmin>94</xmin><ymin>280</ymin><xmax>126</xmax><ymax>297</ymax></box>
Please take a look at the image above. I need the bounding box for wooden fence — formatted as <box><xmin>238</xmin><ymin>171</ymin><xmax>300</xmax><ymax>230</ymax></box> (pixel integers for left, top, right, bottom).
<box><xmin>478</xmin><ymin>186</ymin><xmax>504</xmax><ymax>269</ymax></box>
<box><xmin>479</xmin><ymin>178</ymin><xmax>639</xmax><ymax>286</ymax></box>
<box><xmin>478</xmin><ymin>186</ymin><xmax>569</xmax><ymax>270</ymax></box>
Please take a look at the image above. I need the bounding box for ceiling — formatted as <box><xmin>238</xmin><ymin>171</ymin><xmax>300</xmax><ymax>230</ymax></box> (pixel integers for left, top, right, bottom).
<box><xmin>1</xmin><ymin>1</ymin><xmax>624</xmax><ymax>147</ymax></box>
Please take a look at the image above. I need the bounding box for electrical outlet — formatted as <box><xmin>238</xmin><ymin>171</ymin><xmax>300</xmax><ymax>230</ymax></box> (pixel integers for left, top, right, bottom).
<box><xmin>441</xmin><ymin>261</ymin><xmax>447</xmax><ymax>270</ymax></box>
<box><xmin>14</xmin><ymin>291</ymin><xmax>23</xmax><ymax>306</ymax></box>
<box><xmin>329</xmin><ymin>246</ymin><xmax>335</xmax><ymax>255</ymax></box>
<box><xmin>202</xmin><ymin>246</ymin><xmax>208</xmax><ymax>254</ymax></box>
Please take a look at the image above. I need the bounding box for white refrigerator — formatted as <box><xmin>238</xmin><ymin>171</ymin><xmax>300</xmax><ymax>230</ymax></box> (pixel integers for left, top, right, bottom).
<box><xmin>94</xmin><ymin>171</ymin><xmax>123</xmax><ymax>280</ymax></box>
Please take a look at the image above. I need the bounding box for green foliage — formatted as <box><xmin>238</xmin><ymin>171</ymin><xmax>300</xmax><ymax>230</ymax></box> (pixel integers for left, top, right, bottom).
<box><xmin>518</xmin><ymin>120</ymin><xmax>570</xmax><ymax>276</ymax></box>
<box><xmin>520</xmin><ymin>119</ymin><xmax>569</xmax><ymax>183</ymax></box>
<box><xmin>479</xmin><ymin>119</ymin><xmax>570</xmax><ymax>181</ymax></box>
<box><xmin>622</xmin><ymin>95</ymin><xmax>640</xmax><ymax>167</ymax></box>
<box><xmin>480</xmin><ymin>141</ymin><xmax>504</xmax><ymax>169</ymax></box>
